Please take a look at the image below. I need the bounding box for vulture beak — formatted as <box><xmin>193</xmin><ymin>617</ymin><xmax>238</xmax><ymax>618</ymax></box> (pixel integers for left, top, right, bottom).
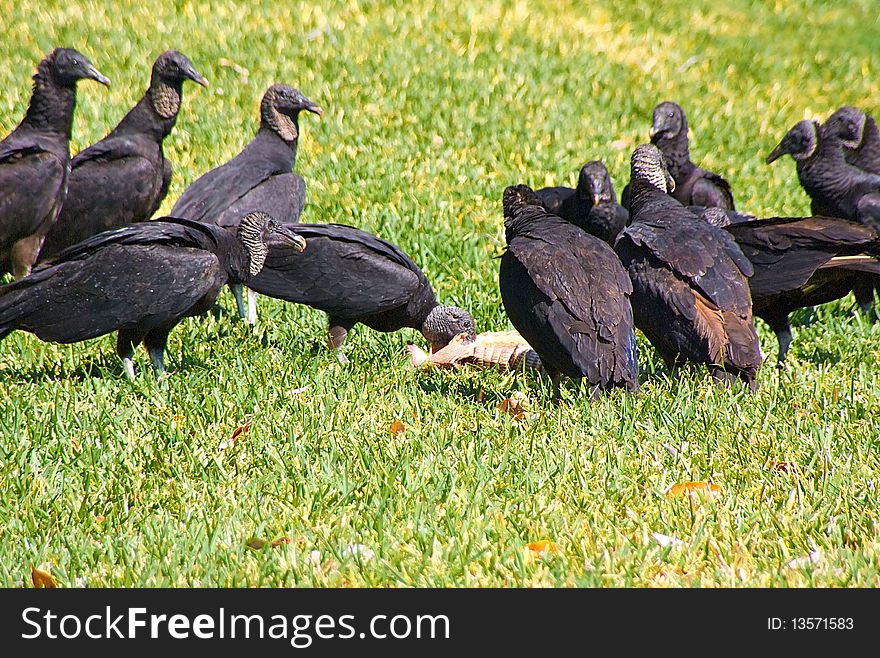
<box><xmin>304</xmin><ymin>100</ymin><xmax>324</xmax><ymax>118</ymax></box>
<box><xmin>86</xmin><ymin>63</ymin><xmax>111</xmax><ymax>87</ymax></box>
<box><xmin>187</xmin><ymin>67</ymin><xmax>210</xmax><ymax>88</ymax></box>
<box><xmin>648</xmin><ymin>125</ymin><xmax>659</xmax><ymax>139</ymax></box>
<box><xmin>592</xmin><ymin>194</ymin><xmax>602</xmax><ymax>207</ymax></box>
<box><xmin>766</xmin><ymin>142</ymin><xmax>787</xmax><ymax>164</ymax></box>
<box><xmin>275</xmin><ymin>224</ymin><xmax>307</xmax><ymax>252</ymax></box>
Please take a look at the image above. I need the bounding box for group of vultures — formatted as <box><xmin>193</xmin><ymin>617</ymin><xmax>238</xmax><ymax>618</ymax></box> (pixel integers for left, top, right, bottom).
<box><xmin>1</xmin><ymin>48</ymin><xmax>879</xmax><ymax>399</ymax></box>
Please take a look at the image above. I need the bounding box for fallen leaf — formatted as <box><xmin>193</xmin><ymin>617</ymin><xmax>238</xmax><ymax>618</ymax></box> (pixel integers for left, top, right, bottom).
<box><xmin>31</xmin><ymin>565</ymin><xmax>57</xmax><ymax>588</ymax></box>
<box><xmin>246</xmin><ymin>536</ymin><xmax>290</xmax><ymax>551</ymax></box>
<box><xmin>666</xmin><ymin>481</ymin><xmax>723</xmax><ymax>497</ymax></box>
<box><xmin>231</xmin><ymin>419</ymin><xmax>251</xmax><ymax>442</ymax></box>
<box><xmin>769</xmin><ymin>460</ymin><xmax>798</xmax><ymax>474</ymax></box>
<box><xmin>497</xmin><ymin>392</ymin><xmax>530</xmax><ymax>421</ymax></box>
<box><xmin>388</xmin><ymin>419</ymin><xmax>406</xmax><ymax>437</ymax></box>
<box><xmin>526</xmin><ymin>540</ymin><xmax>561</xmax><ymax>554</ymax></box>
<box><xmin>95</xmin><ymin>515</ymin><xmax>105</xmax><ymax>524</ymax></box>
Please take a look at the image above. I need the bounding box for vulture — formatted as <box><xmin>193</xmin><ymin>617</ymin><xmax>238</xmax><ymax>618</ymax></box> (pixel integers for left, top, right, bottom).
<box><xmin>767</xmin><ymin>120</ymin><xmax>880</xmax><ymax>229</ymax></box>
<box><xmin>38</xmin><ymin>51</ymin><xmax>208</xmax><ymax>261</ymax></box>
<box><xmin>246</xmin><ymin>222</ymin><xmax>476</xmax><ymax>361</ymax></box>
<box><xmin>822</xmin><ymin>106</ymin><xmax>880</xmax><ymax>175</ymax></box>
<box><xmin>701</xmin><ymin>207</ymin><xmax>880</xmax><ymax>362</ymax></box>
<box><xmin>171</xmin><ymin>84</ymin><xmax>323</xmax><ymax>323</ymax></box>
<box><xmin>535</xmin><ymin>160</ymin><xmax>629</xmax><ymax>245</ymax></box>
<box><xmin>615</xmin><ymin>144</ymin><xmax>762</xmax><ymax>389</ymax></box>
<box><xmin>499</xmin><ymin>184</ymin><xmax>638</xmax><ymax>399</ymax></box>
<box><xmin>0</xmin><ymin>48</ymin><xmax>109</xmax><ymax>278</ymax></box>
<box><xmin>0</xmin><ymin>212</ymin><xmax>304</xmax><ymax>378</ymax></box>
<box><xmin>622</xmin><ymin>101</ymin><xmax>735</xmax><ymax>211</ymax></box>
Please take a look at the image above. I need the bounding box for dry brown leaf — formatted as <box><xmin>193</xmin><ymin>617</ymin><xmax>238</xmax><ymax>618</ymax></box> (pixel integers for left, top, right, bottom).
<box><xmin>31</xmin><ymin>565</ymin><xmax>57</xmax><ymax>588</ymax></box>
<box><xmin>231</xmin><ymin>419</ymin><xmax>251</xmax><ymax>442</ymax></box>
<box><xmin>769</xmin><ymin>461</ymin><xmax>798</xmax><ymax>474</ymax></box>
<box><xmin>388</xmin><ymin>419</ymin><xmax>406</xmax><ymax>437</ymax></box>
<box><xmin>497</xmin><ymin>392</ymin><xmax>530</xmax><ymax>421</ymax></box>
<box><xmin>95</xmin><ymin>515</ymin><xmax>105</xmax><ymax>524</ymax></box>
<box><xmin>526</xmin><ymin>540</ymin><xmax>561</xmax><ymax>554</ymax></box>
<box><xmin>667</xmin><ymin>481</ymin><xmax>723</xmax><ymax>497</ymax></box>
<box><xmin>246</xmin><ymin>536</ymin><xmax>290</xmax><ymax>550</ymax></box>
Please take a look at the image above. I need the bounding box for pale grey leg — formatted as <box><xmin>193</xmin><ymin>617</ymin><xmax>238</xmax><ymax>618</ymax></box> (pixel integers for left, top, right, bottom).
<box><xmin>246</xmin><ymin>287</ymin><xmax>258</xmax><ymax>325</ymax></box>
<box><xmin>231</xmin><ymin>283</ymin><xmax>247</xmax><ymax>321</ymax></box>
<box><xmin>123</xmin><ymin>358</ymin><xmax>136</xmax><ymax>381</ymax></box>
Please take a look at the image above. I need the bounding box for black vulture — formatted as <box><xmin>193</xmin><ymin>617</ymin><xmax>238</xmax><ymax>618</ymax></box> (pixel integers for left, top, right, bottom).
<box><xmin>38</xmin><ymin>51</ymin><xmax>208</xmax><ymax>261</ymax></box>
<box><xmin>171</xmin><ymin>84</ymin><xmax>323</xmax><ymax>323</ymax></box>
<box><xmin>688</xmin><ymin>206</ymin><xmax>754</xmax><ymax>227</ymax></box>
<box><xmin>822</xmin><ymin>107</ymin><xmax>880</xmax><ymax>175</ymax></box>
<box><xmin>0</xmin><ymin>48</ymin><xmax>109</xmax><ymax>278</ymax></box>
<box><xmin>499</xmin><ymin>185</ymin><xmax>638</xmax><ymax>399</ymax></box>
<box><xmin>622</xmin><ymin>101</ymin><xmax>736</xmax><ymax>211</ymax></box>
<box><xmin>615</xmin><ymin>144</ymin><xmax>762</xmax><ymax>389</ymax></box>
<box><xmin>245</xmin><ymin>222</ymin><xmax>476</xmax><ymax>362</ymax></box>
<box><xmin>534</xmin><ymin>161</ymin><xmax>629</xmax><ymax>245</ymax></box>
<box><xmin>700</xmin><ymin>208</ymin><xmax>880</xmax><ymax>362</ymax></box>
<box><xmin>766</xmin><ymin>120</ymin><xmax>880</xmax><ymax>229</ymax></box>
<box><xmin>0</xmin><ymin>212</ymin><xmax>304</xmax><ymax>378</ymax></box>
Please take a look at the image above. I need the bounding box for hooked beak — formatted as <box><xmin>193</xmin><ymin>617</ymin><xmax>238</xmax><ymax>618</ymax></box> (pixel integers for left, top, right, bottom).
<box><xmin>766</xmin><ymin>142</ymin><xmax>787</xmax><ymax>164</ymax></box>
<box><xmin>275</xmin><ymin>224</ymin><xmax>306</xmax><ymax>252</ymax></box>
<box><xmin>648</xmin><ymin>125</ymin><xmax>659</xmax><ymax>139</ymax></box>
<box><xmin>304</xmin><ymin>99</ymin><xmax>324</xmax><ymax>118</ymax></box>
<box><xmin>186</xmin><ymin>67</ymin><xmax>209</xmax><ymax>89</ymax></box>
<box><xmin>86</xmin><ymin>63</ymin><xmax>111</xmax><ymax>87</ymax></box>
<box><xmin>592</xmin><ymin>193</ymin><xmax>602</xmax><ymax>207</ymax></box>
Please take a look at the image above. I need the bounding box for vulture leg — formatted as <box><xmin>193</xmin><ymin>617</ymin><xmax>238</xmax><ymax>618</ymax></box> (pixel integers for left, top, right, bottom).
<box><xmin>230</xmin><ymin>283</ymin><xmax>247</xmax><ymax>321</ymax></box>
<box><xmin>852</xmin><ymin>276</ymin><xmax>877</xmax><ymax>317</ymax></box>
<box><xmin>708</xmin><ymin>366</ymin><xmax>737</xmax><ymax>388</ymax></box>
<box><xmin>549</xmin><ymin>370</ymin><xmax>563</xmax><ymax>405</ymax></box>
<box><xmin>763</xmin><ymin>310</ymin><xmax>793</xmax><ymax>365</ymax></box>
<box><xmin>143</xmin><ymin>326</ymin><xmax>171</xmax><ymax>376</ymax></box>
<box><xmin>116</xmin><ymin>329</ymin><xmax>145</xmax><ymax>380</ymax></box>
<box><xmin>246</xmin><ymin>287</ymin><xmax>258</xmax><ymax>325</ymax></box>
<box><xmin>11</xmin><ymin>235</ymin><xmax>45</xmax><ymax>279</ymax></box>
<box><xmin>327</xmin><ymin>316</ymin><xmax>355</xmax><ymax>364</ymax></box>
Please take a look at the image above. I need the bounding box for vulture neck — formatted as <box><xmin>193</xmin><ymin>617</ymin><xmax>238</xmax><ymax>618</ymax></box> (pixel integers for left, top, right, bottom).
<box><xmin>262</xmin><ymin>106</ymin><xmax>301</xmax><ymax>150</ymax></box>
<box><xmin>21</xmin><ymin>60</ymin><xmax>77</xmax><ymax>139</ymax></box>
<box><xmin>628</xmin><ymin>178</ymin><xmax>670</xmax><ymax>218</ymax></box>
<box><xmin>797</xmin><ymin>134</ymin><xmax>880</xmax><ymax>217</ymax></box>
<box><xmin>653</xmin><ymin>129</ymin><xmax>694</xmax><ymax>184</ymax></box>
<box><xmin>113</xmin><ymin>78</ymin><xmax>182</xmax><ymax>141</ymax></box>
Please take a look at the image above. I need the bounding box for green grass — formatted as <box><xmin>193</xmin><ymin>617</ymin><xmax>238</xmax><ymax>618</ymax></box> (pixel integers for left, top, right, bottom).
<box><xmin>2</xmin><ymin>0</ymin><xmax>880</xmax><ymax>587</ymax></box>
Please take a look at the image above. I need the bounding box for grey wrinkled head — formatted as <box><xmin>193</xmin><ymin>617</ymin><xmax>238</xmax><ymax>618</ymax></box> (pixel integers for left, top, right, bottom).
<box><xmin>152</xmin><ymin>50</ymin><xmax>208</xmax><ymax>88</ymax></box>
<box><xmin>767</xmin><ymin>120</ymin><xmax>819</xmax><ymax>163</ymax></box>
<box><xmin>237</xmin><ymin>211</ymin><xmax>306</xmax><ymax>277</ymax></box>
<box><xmin>631</xmin><ymin>144</ymin><xmax>676</xmax><ymax>193</ymax></box>
<box><xmin>823</xmin><ymin>107</ymin><xmax>867</xmax><ymax>150</ymax></box>
<box><xmin>700</xmin><ymin>206</ymin><xmax>731</xmax><ymax>228</ymax></box>
<box><xmin>577</xmin><ymin>160</ymin><xmax>615</xmax><ymax>205</ymax></box>
<box><xmin>502</xmin><ymin>184</ymin><xmax>542</xmax><ymax>220</ymax></box>
<box><xmin>421</xmin><ymin>305</ymin><xmax>477</xmax><ymax>352</ymax></box>
<box><xmin>649</xmin><ymin>101</ymin><xmax>686</xmax><ymax>141</ymax></box>
<box><xmin>44</xmin><ymin>48</ymin><xmax>110</xmax><ymax>88</ymax></box>
<box><xmin>260</xmin><ymin>84</ymin><xmax>323</xmax><ymax>141</ymax></box>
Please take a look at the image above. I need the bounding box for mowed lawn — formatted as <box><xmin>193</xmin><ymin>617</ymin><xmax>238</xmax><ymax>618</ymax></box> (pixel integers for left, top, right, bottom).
<box><xmin>1</xmin><ymin>0</ymin><xmax>879</xmax><ymax>587</ymax></box>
